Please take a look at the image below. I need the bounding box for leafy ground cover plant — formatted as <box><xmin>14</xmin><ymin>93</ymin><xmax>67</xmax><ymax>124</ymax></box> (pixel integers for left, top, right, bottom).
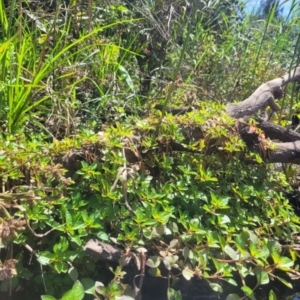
<box><xmin>1</xmin><ymin>1</ymin><xmax>300</xmax><ymax>300</ymax></box>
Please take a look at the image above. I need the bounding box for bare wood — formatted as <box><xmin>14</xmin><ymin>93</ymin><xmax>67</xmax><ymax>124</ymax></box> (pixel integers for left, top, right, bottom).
<box><xmin>84</xmin><ymin>239</ymin><xmax>123</xmax><ymax>262</ymax></box>
<box><xmin>256</xmin><ymin>117</ymin><xmax>300</xmax><ymax>142</ymax></box>
<box><xmin>268</xmin><ymin>141</ymin><xmax>300</xmax><ymax>163</ymax></box>
<box><xmin>226</xmin><ymin>66</ymin><xmax>300</xmax><ymax>118</ymax></box>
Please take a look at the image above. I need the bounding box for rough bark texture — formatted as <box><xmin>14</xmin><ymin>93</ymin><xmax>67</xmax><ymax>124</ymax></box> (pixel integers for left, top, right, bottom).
<box><xmin>226</xmin><ymin>66</ymin><xmax>300</xmax><ymax>118</ymax></box>
<box><xmin>225</xmin><ymin>66</ymin><xmax>300</xmax><ymax>163</ymax></box>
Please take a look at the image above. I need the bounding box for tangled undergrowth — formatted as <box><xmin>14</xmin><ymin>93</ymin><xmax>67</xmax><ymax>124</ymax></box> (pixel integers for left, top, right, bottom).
<box><xmin>1</xmin><ymin>1</ymin><xmax>300</xmax><ymax>300</ymax></box>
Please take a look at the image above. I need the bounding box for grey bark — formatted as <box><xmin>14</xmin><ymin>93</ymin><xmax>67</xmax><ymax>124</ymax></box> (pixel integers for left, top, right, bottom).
<box><xmin>84</xmin><ymin>239</ymin><xmax>123</xmax><ymax>262</ymax></box>
<box><xmin>226</xmin><ymin>66</ymin><xmax>300</xmax><ymax>118</ymax></box>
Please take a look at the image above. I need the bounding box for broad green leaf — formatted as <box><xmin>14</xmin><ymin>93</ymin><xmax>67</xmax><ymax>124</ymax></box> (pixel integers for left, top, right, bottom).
<box><xmin>169</xmin><ymin>222</ymin><xmax>179</xmax><ymax>233</ymax></box>
<box><xmin>167</xmin><ymin>288</ymin><xmax>176</xmax><ymax>299</ymax></box>
<box><xmin>54</xmin><ymin>261</ymin><xmax>68</xmax><ymax>273</ymax></box>
<box><xmin>37</xmin><ymin>256</ymin><xmax>51</xmax><ymax>266</ymax></box>
<box><xmin>95</xmin><ymin>281</ymin><xmax>105</xmax><ymax>295</ymax></box>
<box><xmin>41</xmin><ymin>296</ymin><xmax>57</xmax><ymax>300</ymax></box>
<box><xmin>241</xmin><ymin>286</ymin><xmax>256</xmax><ymax>300</ymax></box>
<box><xmin>221</xmin><ymin>278</ymin><xmax>238</xmax><ymax>286</ymax></box>
<box><xmin>37</xmin><ymin>252</ymin><xmax>55</xmax><ymax>265</ymax></box>
<box><xmin>250</xmin><ymin>242</ymin><xmax>262</xmax><ymax>258</ymax></box>
<box><xmin>146</xmin><ymin>256</ymin><xmax>161</xmax><ymax>268</ymax></box>
<box><xmin>268</xmin><ymin>290</ymin><xmax>277</xmax><ymax>300</ymax></box>
<box><xmin>248</xmin><ymin>231</ymin><xmax>258</xmax><ymax>243</ymax></box>
<box><xmin>277</xmin><ymin>256</ymin><xmax>294</xmax><ymax>271</ymax></box>
<box><xmin>169</xmin><ymin>239</ymin><xmax>178</xmax><ymax>248</ymax></box>
<box><xmin>153</xmin><ymin>224</ymin><xmax>166</xmax><ymax>236</ymax></box>
<box><xmin>163</xmin><ymin>256</ymin><xmax>173</xmax><ymax>270</ymax></box>
<box><xmin>276</xmin><ymin>276</ymin><xmax>293</xmax><ymax>289</ymax></box>
<box><xmin>167</xmin><ymin>288</ymin><xmax>182</xmax><ymax>300</ymax></box>
<box><xmin>209</xmin><ymin>283</ymin><xmax>223</xmax><ymax>292</ymax></box>
<box><xmin>183</xmin><ymin>246</ymin><xmax>190</xmax><ymax>261</ymax></box>
<box><xmin>143</xmin><ymin>228</ymin><xmax>152</xmax><ymax>239</ymax></box>
<box><xmin>81</xmin><ymin>278</ymin><xmax>95</xmax><ymax>294</ymax></box>
<box><xmin>97</xmin><ymin>231</ymin><xmax>109</xmax><ymax>242</ymax></box>
<box><xmin>253</xmin><ymin>267</ymin><xmax>269</xmax><ymax>285</ymax></box>
<box><xmin>236</xmin><ymin>263</ymin><xmax>250</xmax><ymax>278</ymax></box>
<box><xmin>219</xmin><ymin>234</ymin><xmax>226</xmax><ymax>250</ymax></box>
<box><xmin>175</xmin><ymin>292</ymin><xmax>182</xmax><ymax>300</ymax></box>
<box><xmin>236</xmin><ymin>231</ymin><xmax>249</xmax><ymax>251</ymax></box>
<box><xmin>182</xmin><ymin>267</ymin><xmax>194</xmax><ymax>280</ymax></box>
<box><xmin>61</xmin><ymin>281</ymin><xmax>84</xmax><ymax>300</ymax></box>
<box><xmin>219</xmin><ymin>214</ymin><xmax>230</xmax><ymax>224</ymax></box>
<box><xmin>70</xmin><ymin>236</ymin><xmax>82</xmax><ymax>247</ymax></box>
<box><xmin>118</xmin><ymin>65</ymin><xmax>135</xmax><ymax>93</ymax></box>
<box><xmin>224</xmin><ymin>245</ymin><xmax>238</xmax><ymax>260</ymax></box>
<box><xmin>68</xmin><ymin>267</ymin><xmax>79</xmax><ymax>282</ymax></box>
<box><xmin>53</xmin><ymin>237</ymin><xmax>69</xmax><ymax>254</ymax></box>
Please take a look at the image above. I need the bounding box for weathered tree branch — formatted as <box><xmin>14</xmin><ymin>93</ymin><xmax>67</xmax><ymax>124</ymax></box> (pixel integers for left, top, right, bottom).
<box><xmin>269</xmin><ymin>141</ymin><xmax>300</xmax><ymax>163</ymax></box>
<box><xmin>84</xmin><ymin>239</ymin><xmax>123</xmax><ymax>262</ymax></box>
<box><xmin>256</xmin><ymin>117</ymin><xmax>300</xmax><ymax>142</ymax></box>
<box><xmin>226</xmin><ymin>66</ymin><xmax>300</xmax><ymax>118</ymax></box>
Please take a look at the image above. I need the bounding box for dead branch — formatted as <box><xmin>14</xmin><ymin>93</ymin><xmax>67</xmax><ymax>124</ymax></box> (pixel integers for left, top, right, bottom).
<box><xmin>226</xmin><ymin>66</ymin><xmax>300</xmax><ymax>118</ymax></box>
<box><xmin>84</xmin><ymin>239</ymin><xmax>123</xmax><ymax>262</ymax></box>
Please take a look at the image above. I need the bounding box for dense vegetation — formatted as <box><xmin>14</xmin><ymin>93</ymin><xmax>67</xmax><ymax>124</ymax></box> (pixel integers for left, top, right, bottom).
<box><xmin>1</xmin><ymin>0</ymin><xmax>300</xmax><ymax>299</ymax></box>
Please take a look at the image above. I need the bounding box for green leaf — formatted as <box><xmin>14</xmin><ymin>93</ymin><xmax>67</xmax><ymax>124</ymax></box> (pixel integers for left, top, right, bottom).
<box><xmin>65</xmin><ymin>210</ymin><xmax>73</xmax><ymax>226</ymax></box>
<box><xmin>143</xmin><ymin>228</ymin><xmax>152</xmax><ymax>239</ymax></box>
<box><xmin>167</xmin><ymin>288</ymin><xmax>176</xmax><ymax>299</ymax></box>
<box><xmin>54</xmin><ymin>261</ymin><xmax>68</xmax><ymax>273</ymax></box>
<box><xmin>224</xmin><ymin>245</ymin><xmax>238</xmax><ymax>260</ymax></box>
<box><xmin>182</xmin><ymin>267</ymin><xmax>194</xmax><ymax>280</ymax></box>
<box><xmin>146</xmin><ymin>256</ymin><xmax>161</xmax><ymax>268</ymax></box>
<box><xmin>209</xmin><ymin>283</ymin><xmax>223</xmax><ymax>292</ymax></box>
<box><xmin>81</xmin><ymin>278</ymin><xmax>95</xmax><ymax>294</ymax></box>
<box><xmin>53</xmin><ymin>236</ymin><xmax>69</xmax><ymax>254</ymax></box>
<box><xmin>95</xmin><ymin>281</ymin><xmax>105</xmax><ymax>295</ymax></box>
<box><xmin>37</xmin><ymin>252</ymin><xmax>55</xmax><ymax>265</ymax></box>
<box><xmin>153</xmin><ymin>224</ymin><xmax>166</xmax><ymax>236</ymax></box>
<box><xmin>277</xmin><ymin>256</ymin><xmax>294</xmax><ymax>271</ymax></box>
<box><xmin>268</xmin><ymin>290</ymin><xmax>277</xmax><ymax>300</ymax></box>
<box><xmin>97</xmin><ymin>231</ymin><xmax>109</xmax><ymax>242</ymax></box>
<box><xmin>241</xmin><ymin>286</ymin><xmax>256</xmax><ymax>300</ymax></box>
<box><xmin>163</xmin><ymin>256</ymin><xmax>173</xmax><ymax>270</ymax></box>
<box><xmin>169</xmin><ymin>239</ymin><xmax>178</xmax><ymax>248</ymax></box>
<box><xmin>41</xmin><ymin>296</ymin><xmax>57</xmax><ymax>300</ymax></box>
<box><xmin>253</xmin><ymin>267</ymin><xmax>269</xmax><ymax>285</ymax></box>
<box><xmin>276</xmin><ymin>276</ymin><xmax>293</xmax><ymax>289</ymax></box>
<box><xmin>236</xmin><ymin>263</ymin><xmax>251</xmax><ymax>278</ymax></box>
<box><xmin>118</xmin><ymin>65</ymin><xmax>135</xmax><ymax>93</ymax></box>
<box><xmin>61</xmin><ymin>281</ymin><xmax>84</xmax><ymax>300</ymax></box>
<box><xmin>183</xmin><ymin>246</ymin><xmax>190</xmax><ymax>261</ymax></box>
<box><xmin>70</xmin><ymin>236</ymin><xmax>82</xmax><ymax>246</ymax></box>
<box><xmin>68</xmin><ymin>267</ymin><xmax>79</xmax><ymax>282</ymax></box>
<box><xmin>236</xmin><ymin>231</ymin><xmax>250</xmax><ymax>251</ymax></box>
<box><xmin>169</xmin><ymin>222</ymin><xmax>179</xmax><ymax>233</ymax></box>
<box><xmin>221</xmin><ymin>278</ymin><xmax>238</xmax><ymax>286</ymax></box>
<box><xmin>219</xmin><ymin>214</ymin><xmax>230</xmax><ymax>224</ymax></box>
<box><xmin>167</xmin><ymin>288</ymin><xmax>182</xmax><ymax>300</ymax></box>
